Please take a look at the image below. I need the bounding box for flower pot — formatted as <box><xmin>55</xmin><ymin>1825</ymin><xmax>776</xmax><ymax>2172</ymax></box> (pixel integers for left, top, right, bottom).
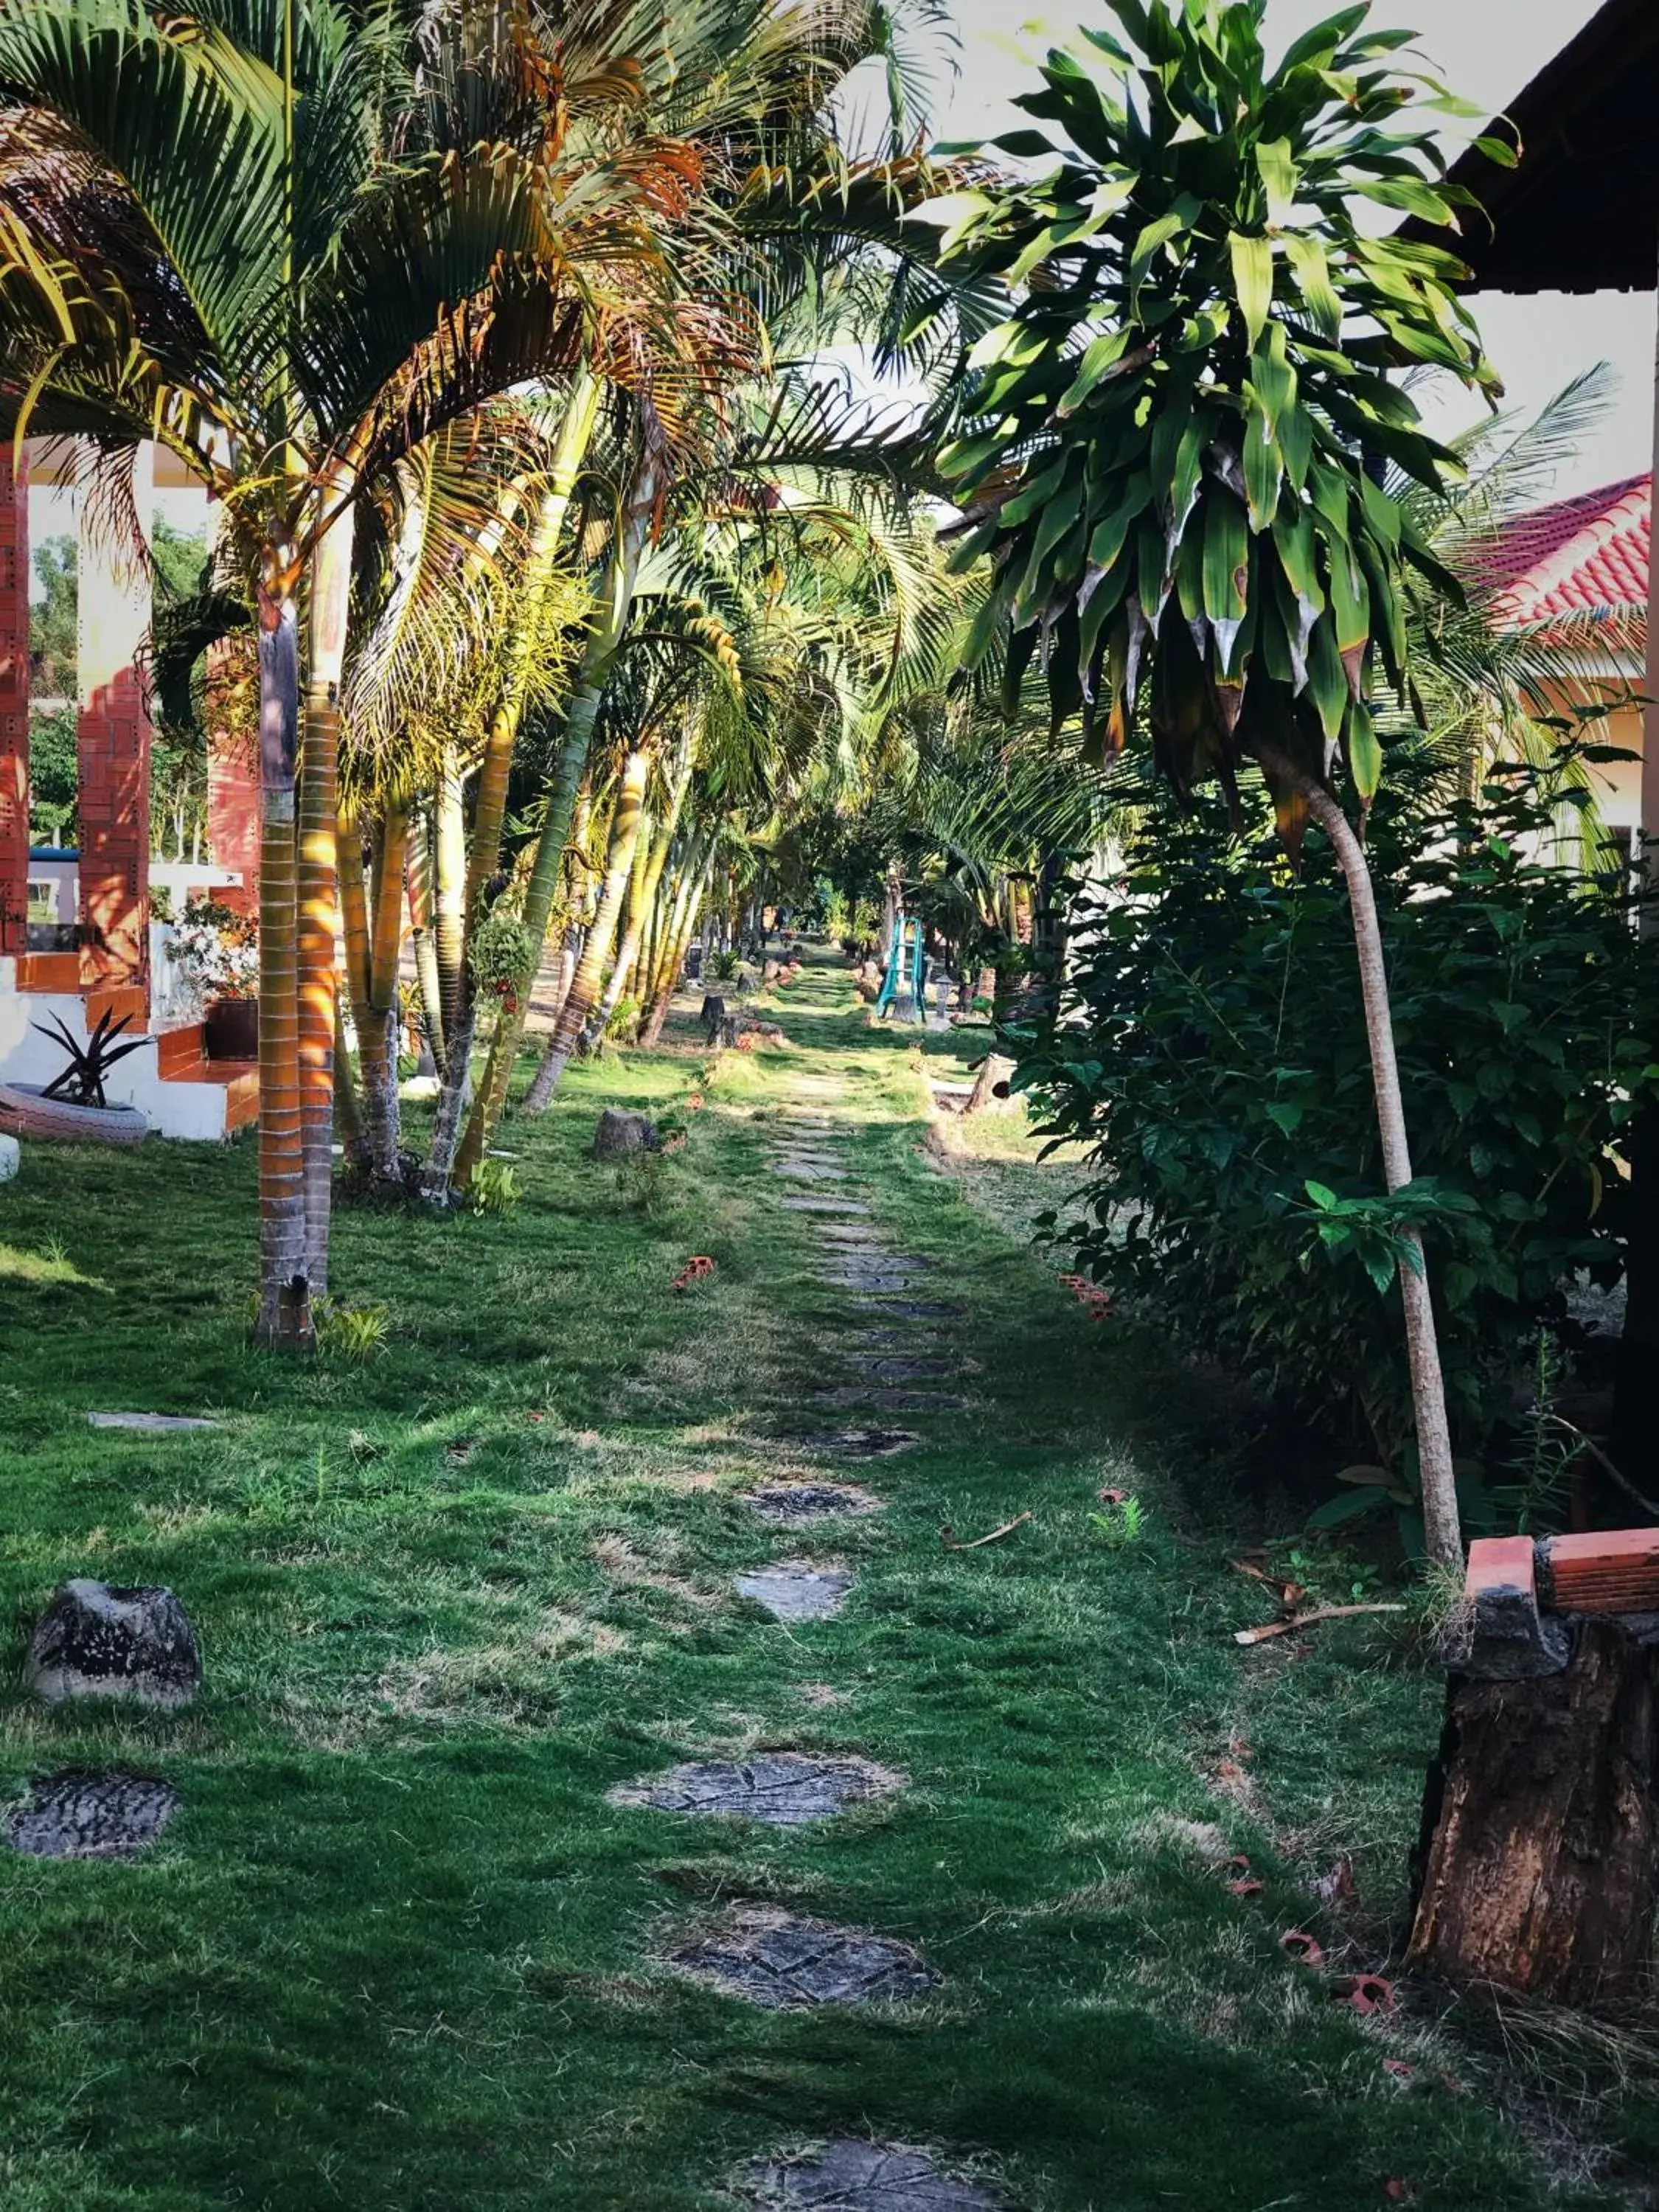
<box><xmin>0</xmin><ymin>1084</ymin><xmax>148</xmax><ymax>1145</ymax></box>
<box><xmin>204</xmin><ymin>996</ymin><xmax>258</xmax><ymax>1062</ymax></box>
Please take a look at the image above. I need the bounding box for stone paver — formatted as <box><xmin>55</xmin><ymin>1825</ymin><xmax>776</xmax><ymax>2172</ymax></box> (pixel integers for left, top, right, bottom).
<box><xmin>87</xmin><ymin>1412</ymin><xmax>219</xmax><ymax>1433</ymax></box>
<box><xmin>739</xmin><ymin>2140</ymin><xmax>1005</xmax><ymax>2208</ymax></box>
<box><xmin>780</xmin><ymin>1197</ymin><xmax>872</xmax><ymax>1215</ymax></box>
<box><xmin>669</xmin><ymin>1907</ymin><xmax>931</xmax><ymax>2010</ymax></box>
<box><xmin>862</xmin><ymin>1300</ymin><xmax>965</xmax><ymax>1321</ymax></box>
<box><xmin>843</xmin><ymin>1356</ymin><xmax>961</xmax><ymax>1380</ymax></box>
<box><xmin>611</xmin><ymin>1753</ymin><xmax>899</xmax><ymax>1825</ymax></box>
<box><xmin>816</xmin><ymin>1388</ymin><xmax>970</xmax><ymax>1414</ymax></box>
<box><xmin>745</xmin><ymin>1481</ymin><xmax>883</xmax><ymax>1524</ymax></box>
<box><xmin>5</xmin><ymin>1772</ymin><xmax>178</xmax><ymax>1858</ymax></box>
<box><xmin>777</xmin><ymin>1426</ymin><xmax>922</xmax><ymax>1460</ymax></box>
<box><xmin>773</xmin><ymin>1162</ymin><xmax>849</xmax><ymax>1183</ymax></box>
<box><xmin>735</xmin><ymin>1561</ymin><xmax>854</xmax><ymax>1621</ymax></box>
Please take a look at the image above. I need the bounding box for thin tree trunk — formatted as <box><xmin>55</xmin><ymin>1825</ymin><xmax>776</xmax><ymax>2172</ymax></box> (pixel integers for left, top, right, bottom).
<box><xmin>421</xmin><ymin>1001</ymin><xmax>477</xmax><ymax>1197</ymax></box>
<box><xmin>297</xmin><ymin>506</ymin><xmax>353</xmax><ymax>1295</ymax></box>
<box><xmin>406</xmin><ymin>813</ymin><xmax>447</xmax><ymax>1074</ymax></box>
<box><xmin>253</xmin><ymin>574</ymin><xmax>309</xmax><ymax>1349</ymax></box>
<box><xmin>1256</xmin><ymin>747</ymin><xmax>1460</xmax><ymax>1567</ymax></box>
<box><xmin>454</xmin><ymin>442</ymin><xmax>662</xmax><ymax>1178</ymax></box>
<box><xmin>433</xmin><ymin>742</ymin><xmax>466</xmax><ymax>1045</ymax></box>
<box><xmin>641</xmin><ymin>845</ymin><xmax>714</xmax><ymax>1045</ymax></box>
<box><xmin>340</xmin><ymin>806</ymin><xmax>405</xmax><ymax>1180</ymax></box>
<box><xmin>333</xmin><ymin>992</ymin><xmax>366</xmax><ymax>1166</ymax></box>
<box><xmin>525</xmin><ymin>745</ymin><xmax>650</xmax><ymax>1110</ymax></box>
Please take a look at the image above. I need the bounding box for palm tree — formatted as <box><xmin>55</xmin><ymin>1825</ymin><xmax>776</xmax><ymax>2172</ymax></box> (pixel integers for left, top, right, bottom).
<box><xmin>0</xmin><ymin>0</ymin><xmax>728</xmax><ymax>1338</ymax></box>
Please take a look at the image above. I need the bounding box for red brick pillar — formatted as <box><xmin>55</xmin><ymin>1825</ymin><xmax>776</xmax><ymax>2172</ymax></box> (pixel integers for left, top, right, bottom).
<box><xmin>77</xmin><ymin>442</ymin><xmax>151</xmax><ymax>990</ymax></box>
<box><xmin>208</xmin><ymin>723</ymin><xmax>260</xmax><ymax>916</ymax></box>
<box><xmin>0</xmin><ymin>449</ymin><xmax>27</xmax><ymax>959</ymax></box>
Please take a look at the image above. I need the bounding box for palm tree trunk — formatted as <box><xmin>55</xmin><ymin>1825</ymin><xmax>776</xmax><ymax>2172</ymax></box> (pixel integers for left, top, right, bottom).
<box><xmin>341</xmin><ymin>805</ymin><xmax>406</xmax><ymax>1179</ymax></box>
<box><xmin>406</xmin><ymin>812</ymin><xmax>447</xmax><ymax>1074</ymax></box>
<box><xmin>453</xmin><ymin>444</ymin><xmax>662</xmax><ymax>1179</ymax></box>
<box><xmin>333</xmin><ymin>992</ymin><xmax>366</xmax><ymax>1166</ymax></box>
<box><xmin>525</xmin><ymin>746</ymin><xmax>650</xmax><ymax>1110</ymax></box>
<box><xmin>433</xmin><ymin>742</ymin><xmax>466</xmax><ymax>1044</ymax></box>
<box><xmin>641</xmin><ymin>839</ymin><xmax>714</xmax><ymax>1044</ymax></box>
<box><xmin>588</xmin><ymin>801</ymin><xmax>658</xmax><ymax>1040</ymax></box>
<box><xmin>253</xmin><ymin>575</ymin><xmax>309</xmax><ymax>1349</ymax></box>
<box><xmin>297</xmin><ymin>507</ymin><xmax>353</xmax><ymax>1294</ymax></box>
<box><xmin>1256</xmin><ymin>747</ymin><xmax>1461</xmax><ymax>1567</ymax></box>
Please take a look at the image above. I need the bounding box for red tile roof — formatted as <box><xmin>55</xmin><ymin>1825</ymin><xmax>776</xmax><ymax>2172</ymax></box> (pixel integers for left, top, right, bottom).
<box><xmin>1472</xmin><ymin>473</ymin><xmax>1650</xmax><ymax>632</ymax></box>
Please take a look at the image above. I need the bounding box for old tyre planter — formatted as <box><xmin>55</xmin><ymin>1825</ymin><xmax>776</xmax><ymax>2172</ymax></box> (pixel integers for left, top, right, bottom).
<box><xmin>204</xmin><ymin>996</ymin><xmax>258</xmax><ymax>1060</ymax></box>
<box><xmin>0</xmin><ymin>1085</ymin><xmax>147</xmax><ymax>1145</ymax></box>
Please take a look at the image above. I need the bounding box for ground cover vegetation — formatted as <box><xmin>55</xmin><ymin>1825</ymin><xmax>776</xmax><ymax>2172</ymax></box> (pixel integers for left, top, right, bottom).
<box><xmin>4</xmin><ymin>964</ymin><xmax>1655</xmax><ymax>2208</ymax></box>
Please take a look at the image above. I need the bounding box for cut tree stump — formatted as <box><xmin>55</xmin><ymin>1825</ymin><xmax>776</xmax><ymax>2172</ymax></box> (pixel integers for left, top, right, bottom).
<box><xmin>1407</xmin><ymin>1532</ymin><xmax>1659</xmax><ymax>2008</ymax></box>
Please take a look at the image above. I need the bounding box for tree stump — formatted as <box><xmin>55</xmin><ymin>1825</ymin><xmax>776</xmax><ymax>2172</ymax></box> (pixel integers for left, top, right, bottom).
<box><xmin>965</xmin><ymin>1052</ymin><xmax>1015</xmax><ymax>1116</ymax></box>
<box><xmin>1408</xmin><ymin>1535</ymin><xmax>1659</xmax><ymax>2008</ymax></box>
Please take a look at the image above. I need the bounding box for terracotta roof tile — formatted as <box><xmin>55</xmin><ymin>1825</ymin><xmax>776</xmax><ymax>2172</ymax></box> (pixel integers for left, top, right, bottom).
<box><xmin>1471</xmin><ymin>473</ymin><xmax>1650</xmax><ymax>630</ymax></box>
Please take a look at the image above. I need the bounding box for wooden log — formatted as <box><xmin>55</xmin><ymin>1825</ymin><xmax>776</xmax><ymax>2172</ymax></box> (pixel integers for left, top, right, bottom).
<box><xmin>1407</xmin><ymin>1618</ymin><xmax>1659</xmax><ymax>2007</ymax></box>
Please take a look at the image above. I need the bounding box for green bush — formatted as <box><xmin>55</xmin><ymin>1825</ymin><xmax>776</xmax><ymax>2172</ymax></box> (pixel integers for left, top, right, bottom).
<box><xmin>1019</xmin><ymin>751</ymin><xmax>1659</xmax><ymax>1485</ymax></box>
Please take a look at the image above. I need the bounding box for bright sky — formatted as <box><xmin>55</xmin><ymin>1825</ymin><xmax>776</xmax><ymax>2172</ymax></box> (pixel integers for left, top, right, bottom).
<box><xmin>935</xmin><ymin>0</ymin><xmax>1656</xmax><ymax>501</ymax></box>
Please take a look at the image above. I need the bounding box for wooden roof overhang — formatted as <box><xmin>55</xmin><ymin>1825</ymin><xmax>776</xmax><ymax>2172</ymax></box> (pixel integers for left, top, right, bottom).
<box><xmin>1400</xmin><ymin>0</ymin><xmax>1659</xmax><ymax>295</ymax></box>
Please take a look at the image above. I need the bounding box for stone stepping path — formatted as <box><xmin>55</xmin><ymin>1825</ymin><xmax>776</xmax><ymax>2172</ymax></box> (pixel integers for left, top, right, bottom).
<box><xmin>669</xmin><ymin>1907</ymin><xmax>931</xmax><ymax>2011</ymax></box>
<box><xmin>87</xmin><ymin>1412</ymin><xmax>219</xmax><ymax>1433</ymax></box>
<box><xmin>861</xmin><ymin>1300</ymin><xmax>965</xmax><ymax>1322</ymax></box>
<box><xmin>745</xmin><ymin>1481</ymin><xmax>883</xmax><ymax>1524</ymax></box>
<box><xmin>842</xmin><ymin>1355</ymin><xmax>963</xmax><ymax>1380</ymax></box>
<box><xmin>773</xmin><ymin>1161</ymin><xmax>849</xmax><ymax>1183</ymax></box>
<box><xmin>611</xmin><ymin>1753</ymin><xmax>898</xmax><ymax>1825</ymax></box>
<box><xmin>815</xmin><ymin>1388</ymin><xmax>970</xmax><ymax>1414</ymax></box>
<box><xmin>781</xmin><ymin>1196</ymin><xmax>872</xmax><ymax>1215</ymax></box>
<box><xmin>735</xmin><ymin>1561</ymin><xmax>854</xmax><ymax>1621</ymax></box>
<box><xmin>5</xmin><ymin>1772</ymin><xmax>178</xmax><ymax>1858</ymax></box>
<box><xmin>822</xmin><ymin>1266</ymin><xmax>934</xmax><ymax>1291</ymax></box>
<box><xmin>739</xmin><ymin>2140</ymin><xmax>1005</xmax><ymax>2208</ymax></box>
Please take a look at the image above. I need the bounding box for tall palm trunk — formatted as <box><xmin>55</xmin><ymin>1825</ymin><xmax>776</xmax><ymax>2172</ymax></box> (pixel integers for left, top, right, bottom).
<box><xmin>1258</xmin><ymin>748</ymin><xmax>1460</xmax><ymax>1567</ymax></box>
<box><xmin>406</xmin><ymin>812</ymin><xmax>447</xmax><ymax>1074</ymax></box>
<box><xmin>599</xmin><ymin>723</ymin><xmax>693</xmax><ymax>1034</ymax></box>
<box><xmin>341</xmin><ymin>803</ymin><xmax>407</xmax><ymax>1178</ymax></box>
<box><xmin>588</xmin><ymin>802</ymin><xmax>655</xmax><ymax>1040</ymax></box>
<box><xmin>641</xmin><ymin>835</ymin><xmax>715</xmax><ymax>1045</ymax></box>
<box><xmin>525</xmin><ymin>745</ymin><xmax>650</xmax><ymax>1109</ymax></box>
<box><xmin>297</xmin><ymin>506</ymin><xmax>354</xmax><ymax>1294</ymax></box>
<box><xmin>454</xmin><ymin>444</ymin><xmax>662</xmax><ymax>1180</ymax></box>
<box><xmin>254</xmin><ymin>570</ymin><xmax>308</xmax><ymax>1349</ymax></box>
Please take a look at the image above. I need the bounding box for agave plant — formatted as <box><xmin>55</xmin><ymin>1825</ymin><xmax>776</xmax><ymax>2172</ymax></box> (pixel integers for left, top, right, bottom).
<box><xmin>919</xmin><ymin>0</ymin><xmax>1506</xmax><ymax>1565</ymax></box>
<box><xmin>35</xmin><ymin>1009</ymin><xmax>147</xmax><ymax>1109</ymax></box>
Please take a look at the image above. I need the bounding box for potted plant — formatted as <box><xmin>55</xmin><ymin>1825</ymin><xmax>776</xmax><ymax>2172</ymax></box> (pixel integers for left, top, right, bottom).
<box><xmin>173</xmin><ymin>896</ymin><xmax>260</xmax><ymax>1060</ymax></box>
<box><xmin>0</xmin><ymin>1009</ymin><xmax>149</xmax><ymax>1143</ymax></box>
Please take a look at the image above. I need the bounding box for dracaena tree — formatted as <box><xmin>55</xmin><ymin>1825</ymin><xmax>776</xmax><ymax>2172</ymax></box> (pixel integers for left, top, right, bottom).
<box><xmin>925</xmin><ymin>0</ymin><xmax>1502</xmax><ymax>1567</ymax></box>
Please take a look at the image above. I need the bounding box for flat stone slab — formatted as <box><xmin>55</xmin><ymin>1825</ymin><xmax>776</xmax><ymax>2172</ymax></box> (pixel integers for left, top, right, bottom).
<box><xmin>844</xmin><ymin>1356</ymin><xmax>961</xmax><ymax>1380</ymax></box>
<box><xmin>87</xmin><ymin>1412</ymin><xmax>220</xmax><ymax>1433</ymax></box>
<box><xmin>735</xmin><ymin>1562</ymin><xmax>854</xmax><ymax>1621</ymax></box>
<box><xmin>823</xmin><ymin>1268</ymin><xmax>933</xmax><ymax>1292</ymax></box>
<box><xmin>670</xmin><ymin>1907</ymin><xmax>931</xmax><ymax>2011</ymax></box>
<box><xmin>740</xmin><ymin>2141</ymin><xmax>1004</xmax><ymax>2209</ymax></box>
<box><xmin>816</xmin><ymin>1388</ymin><xmax>970</xmax><ymax>1414</ymax></box>
<box><xmin>611</xmin><ymin>1753</ymin><xmax>899</xmax><ymax>1825</ymax></box>
<box><xmin>780</xmin><ymin>1197</ymin><xmax>872</xmax><ymax>1215</ymax></box>
<box><xmin>745</xmin><ymin>1481</ymin><xmax>883</xmax><ymax>1524</ymax></box>
<box><xmin>773</xmin><ymin>1162</ymin><xmax>849</xmax><ymax>1183</ymax></box>
<box><xmin>5</xmin><ymin>1772</ymin><xmax>178</xmax><ymax>1859</ymax></box>
<box><xmin>778</xmin><ymin>1427</ymin><xmax>922</xmax><ymax>1461</ymax></box>
<box><xmin>863</xmin><ymin>1301</ymin><xmax>966</xmax><ymax>1321</ymax></box>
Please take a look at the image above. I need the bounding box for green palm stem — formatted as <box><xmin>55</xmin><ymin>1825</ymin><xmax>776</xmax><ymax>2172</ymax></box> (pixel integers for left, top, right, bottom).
<box><xmin>587</xmin><ymin>799</ymin><xmax>655</xmax><ymax>1035</ymax></box>
<box><xmin>452</xmin><ymin>445</ymin><xmax>662</xmax><ymax>1182</ymax></box>
<box><xmin>333</xmin><ymin>992</ymin><xmax>366</xmax><ymax>1166</ymax></box>
<box><xmin>640</xmin><ymin>829</ymin><xmax>716</xmax><ymax>1043</ymax></box>
<box><xmin>619</xmin><ymin>721</ymin><xmax>695</xmax><ymax>1012</ymax></box>
<box><xmin>433</xmin><ymin>740</ymin><xmax>467</xmax><ymax>1041</ymax></box>
<box><xmin>406</xmin><ymin>808</ymin><xmax>448</xmax><ymax>1074</ymax></box>
<box><xmin>524</xmin><ymin>743</ymin><xmax>651</xmax><ymax>1111</ymax></box>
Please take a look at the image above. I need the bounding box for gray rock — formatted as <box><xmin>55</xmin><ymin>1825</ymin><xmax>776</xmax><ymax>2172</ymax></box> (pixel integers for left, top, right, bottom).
<box><xmin>25</xmin><ymin>1579</ymin><xmax>202</xmax><ymax>1709</ymax></box>
<box><xmin>670</xmin><ymin>1907</ymin><xmax>931</xmax><ymax>2010</ymax></box>
<box><xmin>745</xmin><ymin>1481</ymin><xmax>883</xmax><ymax>1524</ymax></box>
<box><xmin>741</xmin><ymin>2140</ymin><xmax>1004</xmax><ymax>2208</ymax></box>
<box><xmin>87</xmin><ymin>1412</ymin><xmax>218</xmax><ymax>1433</ymax></box>
<box><xmin>593</xmin><ymin>1108</ymin><xmax>660</xmax><ymax>1159</ymax></box>
<box><xmin>5</xmin><ymin>1772</ymin><xmax>179</xmax><ymax>1859</ymax></box>
<box><xmin>735</xmin><ymin>1561</ymin><xmax>854</xmax><ymax>1621</ymax></box>
<box><xmin>611</xmin><ymin>1752</ymin><xmax>898</xmax><ymax>1825</ymax></box>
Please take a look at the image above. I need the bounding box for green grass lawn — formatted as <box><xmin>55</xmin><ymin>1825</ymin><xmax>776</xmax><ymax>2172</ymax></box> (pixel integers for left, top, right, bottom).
<box><xmin>0</xmin><ymin>956</ymin><xmax>1647</xmax><ymax>2211</ymax></box>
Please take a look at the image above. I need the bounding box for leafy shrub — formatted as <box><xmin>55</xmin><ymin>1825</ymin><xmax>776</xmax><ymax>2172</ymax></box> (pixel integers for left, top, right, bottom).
<box><xmin>468</xmin><ymin>911</ymin><xmax>538</xmax><ymax>1003</ymax></box>
<box><xmin>708</xmin><ymin>949</ymin><xmax>742</xmax><ymax>983</ymax></box>
<box><xmin>1019</xmin><ymin>751</ymin><xmax>1659</xmax><ymax>1481</ymax></box>
<box><xmin>470</xmin><ymin>1161</ymin><xmax>521</xmax><ymax>1217</ymax></box>
<box><xmin>315</xmin><ymin>1298</ymin><xmax>390</xmax><ymax>1363</ymax></box>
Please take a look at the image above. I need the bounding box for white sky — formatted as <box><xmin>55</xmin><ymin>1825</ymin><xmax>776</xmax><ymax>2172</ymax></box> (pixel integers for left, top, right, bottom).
<box><xmin>933</xmin><ymin>0</ymin><xmax>1655</xmax><ymax>500</ymax></box>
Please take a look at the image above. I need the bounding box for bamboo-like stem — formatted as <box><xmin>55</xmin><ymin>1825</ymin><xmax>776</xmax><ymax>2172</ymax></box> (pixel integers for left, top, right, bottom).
<box><xmin>333</xmin><ymin>990</ymin><xmax>366</xmax><ymax>1164</ymax></box>
<box><xmin>406</xmin><ymin>810</ymin><xmax>447</xmax><ymax>1074</ymax></box>
<box><xmin>524</xmin><ymin>747</ymin><xmax>650</xmax><ymax>1109</ymax></box>
<box><xmin>1255</xmin><ymin>745</ymin><xmax>1461</xmax><ymax>1567</ymax></box>
<box><xmin>641</xmin><ymin>842</ymin><xmax>714</xmax><ymax>1044</ymax></box>
<box><xmin>433</xmin><ymin>743</ymin><xmax>466</xmax><ymax>1043</ymax></box>
<box><xmin>454</xmin><ymin>444</ymin><xmax>661</xmax><ymax>1178</ymax></box>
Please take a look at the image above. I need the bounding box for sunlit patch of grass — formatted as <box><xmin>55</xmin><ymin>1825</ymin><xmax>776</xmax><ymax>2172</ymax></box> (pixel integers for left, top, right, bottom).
<box><xmin>0</xmin><ymin>1238</ymin><xmax>108</xmax><ymax>1290</ymax></box>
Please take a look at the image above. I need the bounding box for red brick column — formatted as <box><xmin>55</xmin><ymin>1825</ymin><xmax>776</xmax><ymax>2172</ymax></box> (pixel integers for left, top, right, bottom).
<box><xmin>208</xmin><ymin>723</ymin><xmax>260</xmax><ymax>916</ymax></box>
<box><xmin>77</xmin><ymin>443</ymin><xmax>151</xmax><ymax>990</ymax></box>
<box><xmin>0</xmin><ymin>451</ymin><xmax>27</xmax><ymax>959</ymax></box>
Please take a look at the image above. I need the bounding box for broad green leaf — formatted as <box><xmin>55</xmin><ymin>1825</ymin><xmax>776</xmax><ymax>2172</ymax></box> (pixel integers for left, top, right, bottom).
<box><xmin>1345</xmin><ymin>698</ymin><xmax>1382</xmax><ymax>802</ymax></box>
<box><xmin>1057</xmin><ymin>327</ymin><xmax>1135</xmax><ymax>417</ymax></box>
<box><xmin>1202</xmin><ymin>490</ymin><xmax>1249</xmax><ymax>666</ymax></box>
<box><xmin>1473</xmin><ymin>131</ymin><xmax>1519</xmax><ymax>170</ymax></box>
<box><xmin>1086</xmin><ymin>474</ymin><xmax>1155</xmax><ymax>572</ymax></box>
<box><xmin>1254</xmin><ymin>137</ymin><xmax>1298</xmax><ymax>226</ymax></box>
<box><xmin>1130</xmin><ymin>198</ymin><xmax>1199</xmax><ymax>309</ymax></box>
<box><xmin>1242</xmin><ymin>405</ymin><xmax>1281</xmax><ymax>533</ymax></box>
<box><xmin>1228</xmin><ymin>230</ymin><xmax>1273</xmax><ymax>348</ymax></box>
<box><xmin>1285</xmin><ymin>235</ymin><xmax>1341</xmax><ymax>336</ymax></box>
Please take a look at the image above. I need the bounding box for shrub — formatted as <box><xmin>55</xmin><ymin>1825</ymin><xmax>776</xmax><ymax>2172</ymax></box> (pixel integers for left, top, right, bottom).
<box><xmin>1018</xmin><ymin>751</ymin><xmax>1659</xmax><ymax>1484</ymax></box>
